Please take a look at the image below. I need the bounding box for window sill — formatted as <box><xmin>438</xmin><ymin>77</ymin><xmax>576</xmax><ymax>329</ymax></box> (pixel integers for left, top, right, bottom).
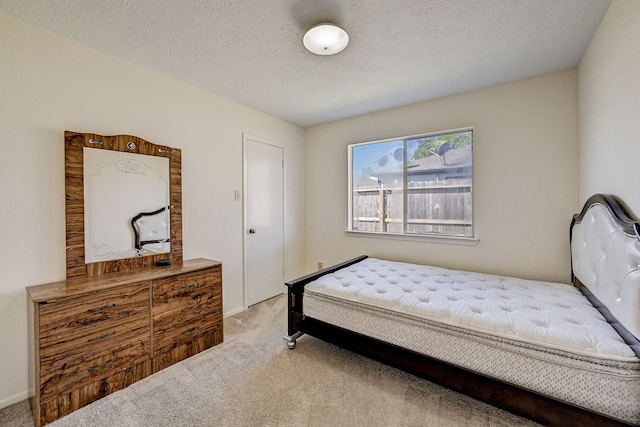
<box><xmin>345</xmin><ymin>230</ymin><xmax>479</xmax><ymax>246</ymax></box>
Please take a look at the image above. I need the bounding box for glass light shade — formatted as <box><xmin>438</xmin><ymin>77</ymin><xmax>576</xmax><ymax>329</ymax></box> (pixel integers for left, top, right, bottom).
<box><xmin>303</xmin><ymin>24</ymin><xmax>349</xmax><ymax>55</ymax></box>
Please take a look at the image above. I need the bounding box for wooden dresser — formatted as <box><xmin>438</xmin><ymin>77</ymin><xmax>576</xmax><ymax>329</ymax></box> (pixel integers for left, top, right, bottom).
<box><xmin>27</xmin><ymin>258</ymin><xmax>223</xmax><ymax>426</ymax></box>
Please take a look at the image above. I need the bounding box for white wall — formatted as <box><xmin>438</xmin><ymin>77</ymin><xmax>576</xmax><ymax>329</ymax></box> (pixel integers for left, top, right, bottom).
<box><xmin>0</xmin><ymin>13</ymin><xmax>305</xmax><ymax>408</ymax></box>
<box><xmin>578</xmin><ymin>0</ymin><xmax>640</xmax><ymax>213</ymax></box>
<box><xmin>305</xmin><ymin>70</ymin><xmax>579</xmax><ymax>283</ymax></box>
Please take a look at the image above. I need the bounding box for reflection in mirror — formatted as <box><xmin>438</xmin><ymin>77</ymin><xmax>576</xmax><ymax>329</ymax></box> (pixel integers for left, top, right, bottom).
<box><xmin>131</xmin><ymin>207</ymin><xmax>170</xmax><ymax>253</ymax></box>
<box><xmin>83</xmin><ymin>148</ymin><xmax>170</xmax><ymax>262</ymax></box>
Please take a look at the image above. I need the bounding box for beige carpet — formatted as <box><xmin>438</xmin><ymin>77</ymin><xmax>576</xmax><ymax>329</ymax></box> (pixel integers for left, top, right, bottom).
<box><xmin>1</xmin><ymin>294</ymin><xmax>540</xmax><ymax>427</ymax></box>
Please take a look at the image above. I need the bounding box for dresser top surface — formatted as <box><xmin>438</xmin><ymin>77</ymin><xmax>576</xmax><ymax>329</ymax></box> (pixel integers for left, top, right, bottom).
<box><xmin>27</xmin><ymin>258</ymin><xmax>221</xmax><ymax>303</ymax></box>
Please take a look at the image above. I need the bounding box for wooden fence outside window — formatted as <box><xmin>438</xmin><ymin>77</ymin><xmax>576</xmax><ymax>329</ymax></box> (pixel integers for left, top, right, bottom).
<box><xmin>352</xmin><ymin>179</ymin><xmax>472</xmax><ymax>236</ymax></box>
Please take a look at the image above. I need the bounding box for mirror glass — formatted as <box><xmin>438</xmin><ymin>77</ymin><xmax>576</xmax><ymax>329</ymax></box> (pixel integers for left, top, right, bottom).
<box><xmin>83</xmin><ymin>148</ymin><xmax>170</xmax><ymax>263</ymax></box>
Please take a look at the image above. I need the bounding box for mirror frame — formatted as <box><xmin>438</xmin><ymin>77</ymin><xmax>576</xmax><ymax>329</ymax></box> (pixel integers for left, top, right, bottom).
<box><xmin>65</xmin><ymin>131</ymin><xmax>182</xmax><ymax>278</ymax></box>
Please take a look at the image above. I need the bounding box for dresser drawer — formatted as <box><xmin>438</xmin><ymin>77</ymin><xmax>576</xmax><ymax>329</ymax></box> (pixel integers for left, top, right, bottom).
<box><xmin>153</xmin><ymin>278</ymin><xmax>221</xmax><ymax>324</ymax></box>
<box><xmin>152</xmin><ymin>267</ymin><xmax>220</xmax><ymax>303</ymax></box>
<box><xmin>153</xmin><ymin>324</ymin><xmax>223</xmax><ymax>371</ymax></box>
<box><xmin>39</xmin><ymin>312</ymin><xmax>150</xmax><ymax>370</ymax></box>
<box><xmin>39</xmin><ymin>334</ymin><xmax>150</xmax><ymax>402</ymax></box>
<box><xmin>38</xmin><ymin>358</ymin><xmax>152</xmax><ymax>427</ymax></box>
<box><xmin>153</xmin><ymin>309</ymin><xmax>222</xmax><ymax>353</ymax></box>
<box><xmin>153</xmin><ymin>294</ymin><xmax>220</xmax><ymax>329</ymax></box>
<box><xmin>38</xmin><ymin>284</ymin><xmax>150</xmax><ymax>338</ymax></box>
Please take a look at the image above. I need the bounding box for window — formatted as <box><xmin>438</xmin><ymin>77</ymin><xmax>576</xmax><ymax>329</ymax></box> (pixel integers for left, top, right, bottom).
<box><xmin>348</xmin><ymin>128</ymin><xmax>473</xmax><ymax>239</ymax></box>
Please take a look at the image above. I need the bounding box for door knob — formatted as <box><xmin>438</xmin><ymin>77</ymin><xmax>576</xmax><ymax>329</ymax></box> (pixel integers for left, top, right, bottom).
<box><xmin>248</xmin><ymin>228</ymin><xmax>256</xmax><ymax>234</ymax></box>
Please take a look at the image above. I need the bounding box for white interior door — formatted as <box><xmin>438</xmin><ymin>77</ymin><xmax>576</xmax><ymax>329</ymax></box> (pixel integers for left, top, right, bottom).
<box><xmin>244</xmin><ymin>134</ymin><xmax>284</xmax><ymax>307</ymax></box>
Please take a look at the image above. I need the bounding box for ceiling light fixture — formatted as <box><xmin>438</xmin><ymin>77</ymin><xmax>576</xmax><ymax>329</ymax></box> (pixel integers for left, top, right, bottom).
<box><xmin>303</xmin><ymin>23</ymin><xmax>349</xmax><ymax>55</ymax></box>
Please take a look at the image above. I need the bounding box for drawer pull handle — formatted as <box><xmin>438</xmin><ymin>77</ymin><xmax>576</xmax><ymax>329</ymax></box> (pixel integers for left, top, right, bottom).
<box><xmin>87</xmin><ymin>303</ymin><xmax>116</xmax><ymax>313</ymax></box>
<box><xmin>181</xmin><ymin>281</ymin><xmax>199</xmax><ymax>290</ymax></box>
<box><xmin>182</xmin><ymin>326</ymin><xmax>200</xmax><ymax>336</ymax></box>
<box><xmin>87</xmin><ymin>331</ymin><xmax>116</xmax><ymax>343</ymax></box>
<box><xmin>181</xmin><ymin>304</ymin><xmax>201</xmax><ymax>313</ymax></box>
<box><xmin>88</xmin><ymin>358</ymin><xmax>117</xmax><ymax>372</ymax></box>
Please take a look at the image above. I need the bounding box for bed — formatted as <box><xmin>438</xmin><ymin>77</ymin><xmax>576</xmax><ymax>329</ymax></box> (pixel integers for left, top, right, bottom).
<box><xmin>284</xmin><ymin>194</ymin><xmax>640</xmax><ymax>426</ymax></box>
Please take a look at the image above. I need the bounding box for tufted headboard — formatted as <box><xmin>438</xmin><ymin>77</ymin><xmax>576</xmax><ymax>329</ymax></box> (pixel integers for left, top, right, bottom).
<box><xmin>571</xmin><ymin>194</ymin><xmax>640</xmax><ymax>355</ymax></box>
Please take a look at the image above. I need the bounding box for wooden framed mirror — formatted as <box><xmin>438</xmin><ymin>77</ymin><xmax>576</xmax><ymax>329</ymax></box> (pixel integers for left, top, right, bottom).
<box><xmin>65</xmin><ymin>131</ymin><xmax>182</xmax><ymax>278</ymax></box>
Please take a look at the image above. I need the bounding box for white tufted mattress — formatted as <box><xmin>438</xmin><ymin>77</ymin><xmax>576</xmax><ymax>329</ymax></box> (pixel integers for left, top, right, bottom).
<box><xmin>303</xmin><ymin>257</ymin><xmax>640</xmax><ymax>424</ymax></box>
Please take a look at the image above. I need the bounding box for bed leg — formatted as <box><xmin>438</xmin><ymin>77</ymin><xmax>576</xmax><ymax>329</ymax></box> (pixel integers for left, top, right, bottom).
<box><xmin>283</xmin><ymin>331</ymin><xmax>305</xmax><ymax>350</ymax></box>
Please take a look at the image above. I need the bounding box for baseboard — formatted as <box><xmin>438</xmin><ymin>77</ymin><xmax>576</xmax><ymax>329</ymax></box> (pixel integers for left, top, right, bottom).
<box><xmin>0</xmin><ymin>390</ymin><xmax>30</xmax><ymax>410</ymax></box>
<box><xmin>223</xmin><ymin>306</ymin><xmax>245</xmax><ymax>318</ymax></box>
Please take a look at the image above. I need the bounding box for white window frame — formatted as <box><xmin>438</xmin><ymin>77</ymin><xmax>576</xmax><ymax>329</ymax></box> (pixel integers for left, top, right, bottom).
<box><xmin>347</xmin><ymin>127</ymin><xmax>478</xmax><ymax>245</ymax></box>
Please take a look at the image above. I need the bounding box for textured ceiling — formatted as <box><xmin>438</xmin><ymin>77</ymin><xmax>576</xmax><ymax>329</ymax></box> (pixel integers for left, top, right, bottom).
<box><xmin>0</xmin><ymin>0</ymin><xmax>611</xmax><ymax>127</ymax></box>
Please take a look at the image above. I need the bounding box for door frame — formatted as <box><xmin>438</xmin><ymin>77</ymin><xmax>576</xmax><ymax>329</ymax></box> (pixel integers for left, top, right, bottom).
<box><xmin>242</xmin><ymin>133</ymin><xmax>285</xmax><ymax>309</ymax></box>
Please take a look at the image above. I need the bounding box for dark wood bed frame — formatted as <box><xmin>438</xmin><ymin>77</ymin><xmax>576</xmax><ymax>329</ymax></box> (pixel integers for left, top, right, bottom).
<box><xmin>286</xmin><ymin>194</ymin><xmax>639</xmax><ymax>427</ymax></box>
